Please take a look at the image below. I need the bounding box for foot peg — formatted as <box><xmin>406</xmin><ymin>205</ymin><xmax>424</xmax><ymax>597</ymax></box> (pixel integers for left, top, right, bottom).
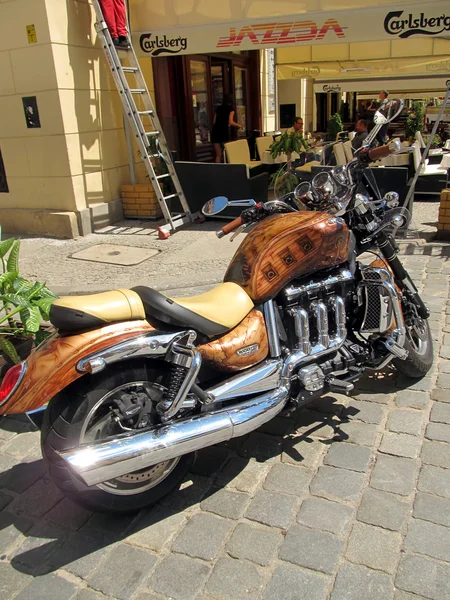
<box><xmin>326</xmin><ymin>377</ymin><xmax>354</xmax><ymax>394</ymax></box>
<box><xmin>382</xmin><ymin>338</ymin><xmax>408</xmax><ymax>360</ymax></box>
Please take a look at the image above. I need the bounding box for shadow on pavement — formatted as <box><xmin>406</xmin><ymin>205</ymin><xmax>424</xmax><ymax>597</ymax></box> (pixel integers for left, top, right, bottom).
<box><xmin>1</xmin><ymin>366</ymin><xmax>420</xmax><ymax>578</ymax></box>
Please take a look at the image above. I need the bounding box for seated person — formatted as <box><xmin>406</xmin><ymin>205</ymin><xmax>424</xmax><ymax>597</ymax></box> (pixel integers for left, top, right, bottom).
<box><xmin>352</xmin><ymin>119</ymin><xmax>368</xmax><ymax>151</ymax></box>
<box><xmin>287</xmin><ymin>117</ymin><xmax>309</xmax><ymax>151</ymax></box>
<box><xmin>287</xmin><ymin>117</ymin><xmax>321</xmax><ymax>162</ymax></box>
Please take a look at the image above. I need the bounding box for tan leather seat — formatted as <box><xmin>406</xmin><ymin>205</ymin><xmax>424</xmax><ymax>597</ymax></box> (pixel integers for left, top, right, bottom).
<box><xmin>50</xmin><ymin>283</ymin><xmax>254</xmax><ymax>337</ymax></box>
<box><xmin>50</xmin><ymin>289</ymin><xmax>146</xmax><ymax>332</ymax></box>
<box><xmin>133</xmin><ymin>282</ymin><xmax>254</xmax><ymax>337</ymax></box>
<box><xmin>172</xmin><ymin>283</ymin><xmax>254</xmax><ymax>329</ymax></box>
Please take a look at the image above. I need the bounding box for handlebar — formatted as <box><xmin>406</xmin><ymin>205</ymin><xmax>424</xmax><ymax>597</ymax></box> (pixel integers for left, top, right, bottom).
<box><xmin>368</xmin><ymin>144</ymin><xmax>393</xmax><ymax>161</ymax></box>
<box><xmin>216</xmin><ymin>216</ymin><xmax>244</xmax><ymax>239</ymax></box>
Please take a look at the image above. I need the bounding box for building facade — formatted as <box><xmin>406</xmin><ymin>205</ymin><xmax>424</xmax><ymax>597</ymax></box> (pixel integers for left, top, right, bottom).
<box><xmin>0</xmin><ymin>0</ymin><xmax>449</xmax><ymax>238</ymax></box>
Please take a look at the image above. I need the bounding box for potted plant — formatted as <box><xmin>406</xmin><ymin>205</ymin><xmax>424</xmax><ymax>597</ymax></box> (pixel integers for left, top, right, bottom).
<box><xmin>327</xmin><ymin>113</ymin><xmax>343</xmax><ymax>140</ymax></box>
<box><xmin>0</xmin><ymin>227</ymin><xmax>58</xmax><ymax>371</ymax></box>
<box><xmin>269</xmin><ymin>131</ymin><xmax>309</xmax><ymax>164</ymax></box>
<box><xmin>268</xmin><ymin>131</ymin><xmax>310</xmax><ymax>195</ymax></box>
<box><xmin>405</xmin><ymin>101</ymin><xmax>425</xmax><ymax>141</ymax></box>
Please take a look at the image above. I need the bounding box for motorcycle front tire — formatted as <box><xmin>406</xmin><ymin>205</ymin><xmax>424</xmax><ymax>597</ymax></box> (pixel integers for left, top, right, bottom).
<box><xmin>41</xmin><ymin>360</ymin><xmax>193</xmax><ymax>513</ymax></box>
<box><xmin>393</xmin><ymin>319</ymin><xmax>433</xmax><ymax>379</ymax></box>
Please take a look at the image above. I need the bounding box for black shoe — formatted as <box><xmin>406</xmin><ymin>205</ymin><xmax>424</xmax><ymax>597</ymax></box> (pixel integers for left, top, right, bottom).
<box><xmin>112</xmin><ymin>37</ymin><xmax>119</xmax><ymax>46</ymax></box>
<box><xmin>117</xmin><ymin>36</ymin><xmax>130</xmax><ymax>49</ymax></box>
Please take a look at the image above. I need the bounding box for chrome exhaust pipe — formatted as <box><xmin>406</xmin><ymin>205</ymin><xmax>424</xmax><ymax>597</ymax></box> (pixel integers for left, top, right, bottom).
<box><xmin>59</xmin><ymin>383</ymin><xmax>290</xmax><ymax>487</ymax></box>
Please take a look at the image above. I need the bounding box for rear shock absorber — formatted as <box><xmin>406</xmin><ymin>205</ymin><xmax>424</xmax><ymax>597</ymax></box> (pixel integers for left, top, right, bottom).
<box><xmin>164</xmin><ymin>363</ymin><xmax>188</xmax><ymax>407</ymax></box>
<box><xmin>157</xmin><ymin>344</ymin><xmax>202</xmax><ymax>420</ymax></box>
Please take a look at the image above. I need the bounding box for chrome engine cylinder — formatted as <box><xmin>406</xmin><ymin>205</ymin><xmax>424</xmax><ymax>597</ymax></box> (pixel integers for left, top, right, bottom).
<box><xmin>316</xmin><ymin>302</ymin><xmax>329</xmax><ymax>349</ymax></box>
<box><xmin>291</xmin><ymin>308</ymin><xmax>311</xmax><ymax>354</ymax></box>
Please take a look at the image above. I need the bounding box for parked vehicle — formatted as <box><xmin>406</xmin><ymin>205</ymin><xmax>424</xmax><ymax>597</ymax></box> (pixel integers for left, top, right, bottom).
<box><xmin>0</xmin><ymin>100</ymin><xmax>433</xmax><ymax>512</ymax></box>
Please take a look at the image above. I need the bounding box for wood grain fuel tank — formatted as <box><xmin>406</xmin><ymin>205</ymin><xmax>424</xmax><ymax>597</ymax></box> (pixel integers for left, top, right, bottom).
<box><xmin>224</xmin><ymin>212</ymin><xmax>351</xmax><ymax>303</ymax></box>
<box><xmin>197</xmin><ymin>310</ymin><xmax>268</xmax><ymax>372</ymax></box>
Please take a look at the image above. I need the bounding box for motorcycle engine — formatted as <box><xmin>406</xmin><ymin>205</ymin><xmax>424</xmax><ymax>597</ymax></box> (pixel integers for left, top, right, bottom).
<box><xmin>279</xmin><ymin>265</ymin><xmax>376</xmax><ymax>400</ymax></box>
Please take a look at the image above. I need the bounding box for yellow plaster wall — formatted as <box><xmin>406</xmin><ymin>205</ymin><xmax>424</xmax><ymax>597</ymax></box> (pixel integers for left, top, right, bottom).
<box><xmin>0</xmin><ymin>0</ymin><xmax>77</xmax><ymax>217</ymax></box>
<box><xmin>0</xmin><ymin>0</ymin><xmax>156</xmax><ymax>236</ymax></box>
<box><xmin>47</xmin><ymin>0</ymin><xmax>136</xmax><ymax>209</ymax></box>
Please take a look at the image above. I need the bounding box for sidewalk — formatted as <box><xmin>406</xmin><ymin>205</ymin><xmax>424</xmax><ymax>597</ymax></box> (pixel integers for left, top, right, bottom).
<box><xmin>17</xmin><ymin>218</ymin><xmax>234</xmax><ymax>298</ymax></box>
<box><xmin>16</xmin><ymin>201</ymin><xmax>441</xmax><ymax>298</ymax></box>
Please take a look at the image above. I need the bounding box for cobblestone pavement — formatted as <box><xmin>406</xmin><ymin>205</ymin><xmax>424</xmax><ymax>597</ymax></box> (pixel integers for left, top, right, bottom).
<box><xmin>1</xmin><ymin>241</ymin><xmax>450</xmax><ymax>600</ymax></box>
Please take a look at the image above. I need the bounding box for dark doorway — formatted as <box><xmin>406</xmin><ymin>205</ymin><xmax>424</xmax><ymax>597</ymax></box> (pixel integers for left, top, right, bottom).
<box><xmin>152</xmin><ymin>51</ymin><xmax>261</xmax><ymax>162</ymax></box>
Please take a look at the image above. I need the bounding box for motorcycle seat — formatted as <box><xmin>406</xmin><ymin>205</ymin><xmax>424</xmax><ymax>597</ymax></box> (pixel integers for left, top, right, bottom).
<box><xmin>49</xmin><ymin>283</ymin><xmax>254</xmax><ymax>338</ymax></box>
<box><xmin>49</xmin><ymin>289</ymin><xmax>146</xmax><ymax>332</ymax></box>
<box><xmin>133</xmin><ymin>282</ymin><xmax>254</xmax><ymax>337</ymax></box>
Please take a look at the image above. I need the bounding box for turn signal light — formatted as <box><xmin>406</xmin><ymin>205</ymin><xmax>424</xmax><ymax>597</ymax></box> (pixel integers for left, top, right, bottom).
<box><xmin>0</xmin><ymin>363</ymin><xmax>26</xmax><ymax>406</ymax></box>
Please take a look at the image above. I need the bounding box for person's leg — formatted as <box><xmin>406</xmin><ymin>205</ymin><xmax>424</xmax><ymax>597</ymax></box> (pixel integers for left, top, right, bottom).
<box><xmin>114</xmin><ymin>0</ymin><xmax>128</xmax><ymax>37</ymax></box>
<box><xmin>213</xmin><ymin>143</ymin><xmax>222</xmax><ymax>163</ymax></box>
<box><xmin>99</xmin><ymin>0</ymin><xmax>118</xmax><ymax>39</ymax></box>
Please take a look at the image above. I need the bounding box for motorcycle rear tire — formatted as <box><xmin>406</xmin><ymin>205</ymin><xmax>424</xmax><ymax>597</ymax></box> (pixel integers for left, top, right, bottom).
<box><xmin>41</xmin><ymin>360</ymin><xmax>193</xmax><ymax>513</ymax></box>
<box><xmin>393</xmin><ymin>319</ymin><xmax>433</xmax><ymax>379</ymax></box>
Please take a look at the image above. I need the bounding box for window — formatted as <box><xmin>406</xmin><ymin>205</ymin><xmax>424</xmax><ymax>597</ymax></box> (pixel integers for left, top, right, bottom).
<box><xmin>190</xmin><ymin>60</ymin><xmax>210</xmax><ymax>145</ymax></box>
<box><xmin>234</xmin><ymin>67</ymin><xmax>248</xmax><ymax>136</ymax></box>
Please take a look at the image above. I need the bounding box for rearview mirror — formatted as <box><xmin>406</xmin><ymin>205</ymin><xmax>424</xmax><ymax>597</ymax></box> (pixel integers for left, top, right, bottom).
<box><xmin>202</xmin><ymin>196</ymin><xmax>229</xmax><ymax>216</ymax></box>
<box><xmin>202</xmin><ymin>197</ymin><xmax>256</xmax><ymax>216</ymax></box>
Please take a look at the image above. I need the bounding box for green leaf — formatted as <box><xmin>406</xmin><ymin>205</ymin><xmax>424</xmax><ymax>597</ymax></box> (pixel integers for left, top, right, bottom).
<box><xmin>32</xmin><ymin>297</ymin><xmax>54</xmax><ymax>321</ymax></box>
<box><xmin>13</xmin><ymin>277</ymin><xmax>34</xmax><ymax>295</ymax></box>
<box><xmin>0</xmin><ymin>335</ymin><xmax>20</xmax><ymax>364</ymax></box>
<box><xmin>0</xmin><ymin>270</ymin><xmax>18</xmax><ymax>292</ymax></box>
<box><xmin>0</xmin><ymin>294</ymin><xmax>32</xmax><ymax>308</ymax></box>
<box><xmin>24</xmin><ymin>281</ymin><xmax>45</xmax><ymax>300</ymax></box>
<box><xmin>6</xmin><ymin>240</ymin><xmax>20</xmax><ymax>273</ymax></box>
<box><xmin>19</xmin><ymin>306</ymin><xmax>41</xmax><ymax>333</ymax></box>
<box><xmin>37</xmin><ymin>286</ymin><xmax>58</xmax><ymax>300</ymax></box>
<box><xmin>0</xmin><ymin>238</ymin><xmax>14</xmax><ymax>260</ymax></box>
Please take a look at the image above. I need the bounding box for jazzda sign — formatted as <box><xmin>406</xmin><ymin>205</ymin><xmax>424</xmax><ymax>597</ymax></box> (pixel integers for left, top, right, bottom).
<box><xmin>215</xmin><ymin>19</ymin><xmax>345</xmax><ymax>49</ymax></box>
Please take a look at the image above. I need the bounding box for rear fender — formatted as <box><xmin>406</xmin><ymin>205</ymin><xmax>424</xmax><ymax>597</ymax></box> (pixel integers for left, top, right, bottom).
<box><xmin>0</xmin><ymin>320</ymin><xmax>188</xmax><ymax>416</ymax></box>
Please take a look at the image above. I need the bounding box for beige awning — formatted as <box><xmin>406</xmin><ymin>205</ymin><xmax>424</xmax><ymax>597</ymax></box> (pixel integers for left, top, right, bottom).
<box><xmin>130</xmin><ymin>1</ymin><xmax>450</xmax><ymax>57</ymax></box>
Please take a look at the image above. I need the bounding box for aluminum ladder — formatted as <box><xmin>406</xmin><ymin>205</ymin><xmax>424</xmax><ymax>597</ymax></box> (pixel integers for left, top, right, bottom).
<box><xmin>91</xmin><ymin>0</ymin><xmax>198</xmax><ymax>238</ymax></box>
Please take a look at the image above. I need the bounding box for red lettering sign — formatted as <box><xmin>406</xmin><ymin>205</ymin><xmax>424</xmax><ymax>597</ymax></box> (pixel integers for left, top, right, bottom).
<box><xmin>216</xmin><ymin>18</ymin><xmax>345</xmax><ymax>48</ymax></box>
<box><xmin>316</xmin><ymin>18</ymin><xmax>345</xmax><ymax>40</ymax></box>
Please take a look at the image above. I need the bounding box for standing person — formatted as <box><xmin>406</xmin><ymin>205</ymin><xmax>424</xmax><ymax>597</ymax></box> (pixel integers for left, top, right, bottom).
<box><xmin>352</xmin><ymin>119</ymin><xmax>368</xmax><ymax>151</ymax></box>
<box><xmin>377</xmin><ymin>90</ymin><xmax>390</xmax><ymax>144</ymax></box>
<box><xmin>99</xmin><ymin>0</ymin><xmax>130</xmax><ymax>48</ymax></box>
<box><xmin>211</xmin><ymin>94</ymin><xmax>243</xmax><ymax>163</ymax></box>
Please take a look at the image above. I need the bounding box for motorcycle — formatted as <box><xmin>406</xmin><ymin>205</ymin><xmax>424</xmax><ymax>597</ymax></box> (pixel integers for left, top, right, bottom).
<box><xmin>0</xmin><ymin>100</ymin><xmax>433</xmax><ymax>512</ymax></box>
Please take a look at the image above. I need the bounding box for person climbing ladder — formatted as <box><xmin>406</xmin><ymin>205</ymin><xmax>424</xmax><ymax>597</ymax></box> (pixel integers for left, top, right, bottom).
<box><xmin>99</xmin><ymin>0</ymin><xmax>130</xmax><ymax>48</ymax></box>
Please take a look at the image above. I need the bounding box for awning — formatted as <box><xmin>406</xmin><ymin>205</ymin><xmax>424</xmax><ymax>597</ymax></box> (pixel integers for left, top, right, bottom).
<box><xmin>130</xmin><ymin>1</ymin><xmax>450</xmax><ymax>58</ymax></box>
<box><xmin>278</xmin><ymin>56</ymin><xmax>450</xmax><ymax>83</ymax></box>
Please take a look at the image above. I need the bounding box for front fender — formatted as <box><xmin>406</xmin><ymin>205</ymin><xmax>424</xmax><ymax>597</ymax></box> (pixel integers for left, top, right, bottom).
<box><xmin>0</xmin><ymin>320</ymin><xmax>155</xmax><ymax>416</ymax></box>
